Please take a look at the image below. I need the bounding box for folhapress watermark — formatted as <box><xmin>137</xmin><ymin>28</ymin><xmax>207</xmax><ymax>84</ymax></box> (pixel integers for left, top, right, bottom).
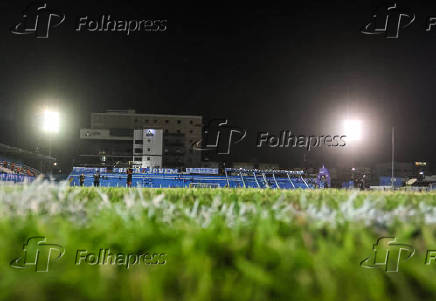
<box><xmin>75</xmin><ymin>15</ymin><xmax>166</xmax><ymax>35</ymax></box>
<box><xmin>257</xmin><ymin>131</ymin><xmax>346</xmax><ymax>151</ymax></box>
<box><xmin>10</xmin><ymin>237</ymin><xmax>167</xmax><ymax>272</ymax></box>
<box><xmin>360</xmin><ymin>236</ymin><xmax>436</xmax><ymax>273</ymax></box>
<box><xmin>11</xmin><ymin>1</ymin><xmax>65</xmax><ymax>38</ymax></box>
<box><xmin>193</xmin><ymin>119</ymin><xmax>347</xmax><ymax>155</ymax></box>
<box><xmin>362</xmin><ymin>2</ymin><xmax>436</xmax><ymax>38</ymax></box>
<box><xmin>360</xmin><ymin>237</ymin><xmax>415</xmax><ymax>272</ymax></box>
<box><xmin>75</xmin><ymin>249</ymin><xmax>167</xmax><ymax>270</ymax></box>
<box><xmin>10</xmin><ymin>236</ymin><xmax>65</xmax><ymax>272</ymax></box>
<box><xmin>193</xmin><ymin>119</ymin><xmax>247</xmax><ymax>155</ymax></box>
<box><xmin>11</xmin><ymin>1</ymin><xmax>167</xmax><ymax>38</ymax></box>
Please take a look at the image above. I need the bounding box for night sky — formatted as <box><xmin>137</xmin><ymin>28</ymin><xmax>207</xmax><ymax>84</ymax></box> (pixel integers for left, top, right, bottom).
<box><xmin>0</xmin><ymin>0</ymin><xmax>435</xmax><ymax>172</ymax></box>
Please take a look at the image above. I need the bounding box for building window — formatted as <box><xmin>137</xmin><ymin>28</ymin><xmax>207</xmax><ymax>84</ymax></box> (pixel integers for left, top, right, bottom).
<box><xmin>177</xmin><ymin>130</ymin><xmax>181</xmax><ymax>134</ymax></box>
<box><xmin>147</xmin><ymin>157</ymin><xmax>150</xmax><ymax>161</ymax></box>
<box><xmin>134</xmin><ymin>148</ymin><xmax>142</xmax><ymax>154</ymax></box>
<box><xmin>134</xmin><ymin>140</ymin><xmax>142</xmax><ymax>144</ymax></box>
<box><xmin>147</xmin><ymin>148</ymin><xmax>151</xmax><ymax>152</ymax></box>
<box><xmin>165</xmin><ymin>120</ymin><xmax>169</xmax><ymax>123</ymax></box>
<box><xmin>177</xmin><ymin>120</ymin><xmax>181</xmax><ymax>124</ymax></box>
<box><xmin>190</xmin><ymin>120</ymin><xmax>193</xmax><ymax>124</ymax></box>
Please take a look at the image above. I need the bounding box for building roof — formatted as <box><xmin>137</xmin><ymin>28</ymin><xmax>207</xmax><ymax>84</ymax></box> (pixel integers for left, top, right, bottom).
<box><xmin>92</xmin><ymin>111</ymin><xmax>202</xmax><ymax>119</ymax></box>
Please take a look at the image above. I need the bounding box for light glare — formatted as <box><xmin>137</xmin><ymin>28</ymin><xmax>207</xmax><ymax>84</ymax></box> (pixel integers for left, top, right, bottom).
<box><xmin>343</xmin><ymin>120</ymin><xmax>362</xmax><ymax>141</ymax></box>
<box><xmin>43</xmin><ymin>110</ymin><xmax>60</xmax><ymax>133</ymax></box>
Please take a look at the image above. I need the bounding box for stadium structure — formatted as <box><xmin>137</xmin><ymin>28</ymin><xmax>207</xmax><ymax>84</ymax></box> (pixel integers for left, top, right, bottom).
<box><xmin>0</xmin><ymin>142</ymin><xmax>51</xmax><ymax>183</ymax></box>
<box><xmin>69</xmin><ymin>110</ymin><xmax>334</xmax><ymax>189</ymax></box>
<box><xmin>67</xmin><ymin>167</ymin><xmax>323</xmax><ymax>189</ymax></box>
<box><xmin>78</xmin><ymin>110</ymin><xmax>202</xmax><ymax>168</ymax></box>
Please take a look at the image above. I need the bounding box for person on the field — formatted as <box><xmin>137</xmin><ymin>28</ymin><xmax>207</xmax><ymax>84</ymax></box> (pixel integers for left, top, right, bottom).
<box><xmin>320</xmin><ymin>175</ymin><xmax>327</xmax><ymax>189</ymax></box>
<box><xmin>93</xmin><ymin>172</ymin><xmax>101</xmax><ymax>187</ymax></box>
<box><xmin>79</xmin><ymin>173</ymin><xmax>85</xmax><ymax>186</ymax></box>
<box><xmin>127</xmin><ymin>168</ymin><xmax>133</xmax><ymax>188</ymax></box>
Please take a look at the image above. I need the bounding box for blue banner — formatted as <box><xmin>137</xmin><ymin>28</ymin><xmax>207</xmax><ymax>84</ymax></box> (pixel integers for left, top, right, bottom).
<box><xmin>0</xmin><ymin>173</ymin><xmax>35</xmax><ymax>183</ymax></box>
<box><xmin>186</xmin><ymin>168</ymin><xmax>219</xmax><ymax>175</ymax></box>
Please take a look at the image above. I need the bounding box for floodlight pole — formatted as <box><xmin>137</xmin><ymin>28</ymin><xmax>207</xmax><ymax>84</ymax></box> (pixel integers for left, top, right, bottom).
<box><xmin>48</xmin><ymin>134</ymin><xmax>52</xmax><ymax>158</ymax></box>
<box><xmin>48</xmin><ymin>134</ymin><xmax>52</xmax><ymax>177</ymax></box>
<box><xmin>391</xmin><ymin>127</ymin><xmax>395</xmax><ymax>189</ymax></box>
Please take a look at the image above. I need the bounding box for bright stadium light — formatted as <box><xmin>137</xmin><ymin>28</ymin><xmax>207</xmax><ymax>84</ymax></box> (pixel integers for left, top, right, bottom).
<box><xmin>43</xmin><ymin>110</ymin><xmax>60</xmax><ymax>133</ymax></box>
<box><xmin>41</xmin><ymin>108</ymin><xmax>60</xmax><ymax>177</ymax></box>
<box><xmin>343</xmin><ymin>120</ymin><xmax>362</xmax><ymax>141</ymax></box>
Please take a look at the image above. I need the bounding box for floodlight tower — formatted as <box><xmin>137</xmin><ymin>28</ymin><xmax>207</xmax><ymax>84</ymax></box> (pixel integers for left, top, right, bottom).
<box><xmin>343</xmin><ymin>119</ymin><xmax>363</xmax><ymax>171</ymax></box>
<box><xmin>391</xmin><ymin>127</ymin><xmax>395</xmax><ymax>189</ymax></box>
<box><xmin>42</xmin><ymin>109</ymin><xmax>59</xmax><ymax>175</ymax></box>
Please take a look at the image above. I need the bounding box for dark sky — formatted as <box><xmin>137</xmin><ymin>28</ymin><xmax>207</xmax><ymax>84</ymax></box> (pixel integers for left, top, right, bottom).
<box><xmin>0</xmin><ymin>0</ymin><xmax>435</xmax><ymax>171</ymax></box>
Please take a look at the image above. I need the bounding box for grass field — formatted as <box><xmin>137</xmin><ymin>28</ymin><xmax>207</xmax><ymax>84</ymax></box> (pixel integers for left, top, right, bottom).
<box><xmin>1</xmin><ymin>181</ymin><xmax>436</xmax><ymax>301</ymax></box>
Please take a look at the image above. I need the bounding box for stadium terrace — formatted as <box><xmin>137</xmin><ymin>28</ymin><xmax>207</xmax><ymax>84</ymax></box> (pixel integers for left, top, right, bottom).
<box><xmin>67</xmin><ymin>167</ymin><xmax>328</xmax><ymax>189</ymax></box>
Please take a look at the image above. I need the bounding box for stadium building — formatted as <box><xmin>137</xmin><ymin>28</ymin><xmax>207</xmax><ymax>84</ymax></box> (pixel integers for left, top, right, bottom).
<box><xmin>78</xmin><ymin>110</ymin><xmax>202</xmax><ymax>168</ymax></box>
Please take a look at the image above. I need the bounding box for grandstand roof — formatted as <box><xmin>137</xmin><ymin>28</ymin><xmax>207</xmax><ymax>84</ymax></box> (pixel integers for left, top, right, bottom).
<box><xmin>0</xmin><ymin>143</ymin><xmax>54</xmax><ymax>161</ymax></box>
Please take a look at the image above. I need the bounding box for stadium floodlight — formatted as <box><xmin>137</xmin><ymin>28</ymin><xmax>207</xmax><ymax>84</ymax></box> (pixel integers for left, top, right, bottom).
<box><xmin>42</xmin><ymin>110</ymin><xmax>60</xmax><ymax>134</ymax></box>
<box><xmin>41</xmin><ymin>109</ymin><xmax>59</xmax><ymax>176</ymax></box>
<box><xmin>343</xmin><ymin>120</ymin><xmax>362</xmax><ymax>141</ymax></box>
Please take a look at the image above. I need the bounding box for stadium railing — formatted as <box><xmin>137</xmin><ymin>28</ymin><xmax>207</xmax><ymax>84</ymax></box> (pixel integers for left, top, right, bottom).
<box><xmin>68</xmin><ymin>167</ymin><xmax>315</xmax><ymax>189</ymax></box>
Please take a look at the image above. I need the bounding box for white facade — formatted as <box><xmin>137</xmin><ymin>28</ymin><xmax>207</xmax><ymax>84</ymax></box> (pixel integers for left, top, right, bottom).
<box><xmin>79</xmin><ymin>110</ymin><xmax>203</xmax><ymax>167</ymax></box>
<box><xmin>133</xmin><ymin>129</ymin><xmax>163</xmax><ymax>168</ymax></box>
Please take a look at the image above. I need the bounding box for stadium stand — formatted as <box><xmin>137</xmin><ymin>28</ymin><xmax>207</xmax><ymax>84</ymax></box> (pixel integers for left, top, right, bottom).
<box><xmin>379</xmin><ymin>176</ymin><xmax>405</xmax><ymax>187</ymax></box>
<box><xmin>0</xmin><ymin>157</ymin><xmax>38</xmax><ymax>183</ymax></box>
<box><xmin>0</xmin><ymin>143</ymin><xmax>51</xmax><ymax>184</ymax></box>
<box><xmin>0</xmin><ymin>159</ymin><xmax>39</xmax><ymax>176</ymax></box>
<box><xmin>68</xmin><ymin>167</ymin><xmax>315</xmax><ymax>189</ymax></box>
